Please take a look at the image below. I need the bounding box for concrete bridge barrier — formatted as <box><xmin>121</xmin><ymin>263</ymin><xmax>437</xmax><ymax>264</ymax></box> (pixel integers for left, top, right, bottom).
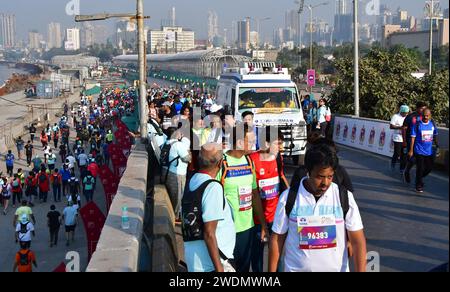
<box><xmin>86</xmin><ymin>142</ymin><xmax>148</xmax><ymax>272</ymax></box>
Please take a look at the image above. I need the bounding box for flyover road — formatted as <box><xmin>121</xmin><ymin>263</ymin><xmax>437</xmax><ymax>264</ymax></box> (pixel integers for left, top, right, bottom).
<box><xmin>281</xmin><ymin>145</ymin><xmax>448</xmax><ymax>272</ymax></box>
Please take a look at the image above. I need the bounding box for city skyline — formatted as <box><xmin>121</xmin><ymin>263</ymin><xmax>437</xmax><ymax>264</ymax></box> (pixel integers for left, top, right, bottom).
<box><xmin>0</xmin><ymin>0</ymin><xmax>448</xmax><ymax>45</ymax></box>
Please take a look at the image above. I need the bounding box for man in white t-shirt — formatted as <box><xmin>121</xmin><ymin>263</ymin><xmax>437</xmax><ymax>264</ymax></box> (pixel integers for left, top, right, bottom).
<box><xmin>16</xmin><ymin>214</ymin><xmax>35</xmax><ymax>249</ymax></box>
<box><xmin>65</xmin><ymin>154</ymin><xmax>76</xmax><ymax>171</ymax></box>
<box><xmin>390</xmin><ymin>105</ymin><xmax>409</xmax><ymax>173</ymax></box>
<box><xmin>269</xmin><ymin>144</ymin><xmax>367</xmax><ymax>272</ymax></box>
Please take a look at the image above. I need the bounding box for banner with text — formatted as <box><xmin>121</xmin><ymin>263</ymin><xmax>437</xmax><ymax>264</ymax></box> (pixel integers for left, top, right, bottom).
<box><xmin>333</xmin><ymin>116</ymin><xmax>395</xmax><ymax>157</ymax></box>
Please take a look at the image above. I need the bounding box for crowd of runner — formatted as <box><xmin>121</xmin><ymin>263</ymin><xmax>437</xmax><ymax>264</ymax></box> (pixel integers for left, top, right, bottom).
<box><xmin>2</xmin><ymin>86</ymin><xmax>137</xmax><ymax>272</ymax></box>
<box><xmin>1</xmin><ymin>81</ymin><xmax>441</xmax><ymax>272</ymax></box>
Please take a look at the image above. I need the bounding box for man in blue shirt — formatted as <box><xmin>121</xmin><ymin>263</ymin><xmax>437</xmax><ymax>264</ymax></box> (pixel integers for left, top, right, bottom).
<box><xmin>403</xmin><ymin>101</ymin><xmax>427</xmax><ymax>183</ymax></box>
<box><xmin>5</xmin><ymin>150</ymin><xmax>15</xmax><ymax>177</ymax></box>
<box><xmin>408</xmin><ymin>109</ymin><xmax>439</xmax><ymax>193</ymax></box>
<box><xmin>183</xmin><ymin>143</ymin><xmax>236</xmax><ymax>272</ymax></box>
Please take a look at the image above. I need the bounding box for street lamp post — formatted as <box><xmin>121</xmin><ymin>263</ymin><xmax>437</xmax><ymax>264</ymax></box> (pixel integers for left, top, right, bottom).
<box><xmin>354</xmin><ymin>0</ymin><xmax>360</xmax><ymax>117</ymax></box>
<box><xmin>306</xmin><ymin>2</ymin><xmax>329</xmax><ymax>70</ymax></box>
<box><xmin>427</xmin><ymin>0</ymin><xmax>439</xmax><ymax>75</ymax></box>
<box><xmin>75</xmin><ymin>0</ymin><xmax>150</xmax><ymax>139</ymax></box>
<box><xmin>295</xmin><ymin>0</ymin><xmax>305</xmax><ymax>70</ymax></box>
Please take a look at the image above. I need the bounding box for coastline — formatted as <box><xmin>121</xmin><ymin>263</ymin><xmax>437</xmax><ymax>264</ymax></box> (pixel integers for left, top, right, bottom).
<box><xmin>0</xmin><ymin>62</ymin><xmax>43</xmax><ymax>96</ymax></box>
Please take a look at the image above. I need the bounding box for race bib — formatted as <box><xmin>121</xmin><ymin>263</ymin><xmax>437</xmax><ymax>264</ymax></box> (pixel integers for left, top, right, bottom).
<box><xmin>258</xmin><ymin>177</ymin><xmax>280</xmax><ymax>200</ymax></box>
<box><xmin>297</xmin><ymin>215</ymin><xmax>337</xmax><ymax>250</ymax></box>
<box><xmin>421</xmin><ymin>130</ymin><xmax>433</xmax><ymax>143</ymax></box>
<box><xmin>238</xmin><ymin>186</ymin><xmax>252</xmax><ymax>212</ymax></box>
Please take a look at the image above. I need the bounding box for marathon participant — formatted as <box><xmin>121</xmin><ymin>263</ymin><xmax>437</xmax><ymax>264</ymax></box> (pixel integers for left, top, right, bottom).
<box><xmin>408</xmin><ymin>109</ymin><xmax>439</xmax><ymax>193</ymax></box>
<box><xmin>269</xmin><ymin>144</ymin><xmax>367</xmax><ymax>272</ymax></box>
<box><xmin>403</xmin><ymin>101</ymin><xmax>427</xmax><ymax>184</ymax></box>
<box><xmin>390</xmin><ymin>105</ymin><xmax>409</xmax><ymax>173</ymax></box>
<box><xmin>183</xmin><ymin>143</ymin><xmax>236</xmax><ymax>272</ymax></box>
<box><xmin>217</xmin><ymin>122</ymin><xmax>267</xmax><ymax>272</ymax></box>
<box><xmin>249</xmin><ymin>127</ymin><xmax>288</xmax><ymax>272</ymax></box>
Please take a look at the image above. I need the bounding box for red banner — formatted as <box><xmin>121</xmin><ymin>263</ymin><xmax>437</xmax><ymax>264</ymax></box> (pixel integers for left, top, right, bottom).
<box><xmin>53</xmin><ymin>262</ymin><xmax>66</xmax><ymax>272</ymax></box>
<box><xmin>105</xmin><ymin>192</ymin><xmax>117</xmax><ymax>213</ymax></box>
<box><xmin>79</xmin><ymin>202</ymin><xmax>106</xmax><ymax>262</ymax></box>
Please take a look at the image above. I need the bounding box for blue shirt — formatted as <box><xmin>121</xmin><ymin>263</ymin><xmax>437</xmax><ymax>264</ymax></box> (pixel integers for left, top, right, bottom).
<box><xmin>184</xmin><ymin>173</ymin><xmax>236</xmax><ymax>272</ymax></box>
<box><xmin>60</xmin><ymin>169</ymin><xmax>71</xmax><ymax>181</ymax></box>
<box><xmin>5</xmin><ymin>154</ymin><xmax>15</xmax><ymax>167</ymax></box>
<box><xmin>63</xmin><ymin>206</ymin><xmax>78</xmax><ymax>226</ymax></box>
<box><xmin>411</xmin><ymin>120</ymin><xmax>437</xmax><ymax>156</ymax></box>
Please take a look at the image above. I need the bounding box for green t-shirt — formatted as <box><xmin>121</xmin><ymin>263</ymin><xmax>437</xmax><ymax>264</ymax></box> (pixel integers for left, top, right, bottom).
<box><xmin>15</xmin><ymin>206</ymin><xmax>33</xmax><ymax>221</ymax></box>
<box><xmin>217</xmin><ymin>153</ymin><xmax>257</xmax><ymax>233</ymax></box>
<box><xmin>83</xmin><ymin>176</ymin><xmax>95</xmax><ymax>191</ymax></box>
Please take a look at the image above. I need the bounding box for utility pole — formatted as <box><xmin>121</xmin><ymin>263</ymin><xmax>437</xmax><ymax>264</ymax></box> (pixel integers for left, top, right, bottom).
<box><xmin>428</xmin><ymin>0</ymin><xmax>435</xmax><ymax>75</ymax></box>
<box><xmin>309</xmin><ymin>7</ymin><xmax>313</xmax><ymax>70</ymax></box>
<box><xmin>306</xmin><ymin>3</ymin><xmax>328</xmax><ymax>71</ymax></box>
<box><xmin>353</xmin><ymin>0</ymin><xmax>360</xmax><ymax>117</ymax></box>
<box><xmin>296</xmin><ymin>0</ymin><xmax>305</xmax><ymax>70</ymax></box>
<box><xmin>75</xmin><ymin>1</ymin><xmax>150</xmax><ymax>139</ymax></box>
<box><xmin>137</xmin><ymin>0</ymin><xmax>147</xmax><ymax>139</ymax></box>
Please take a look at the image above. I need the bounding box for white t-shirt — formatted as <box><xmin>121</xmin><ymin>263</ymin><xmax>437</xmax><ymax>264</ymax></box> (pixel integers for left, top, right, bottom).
<box><xmin>78</xmin><ymin>154</ymin><xmax>88</xmax><ymax>166</ymax></box>
<box><xmin>390</xmin><ymin>113</ymin><xmax>406</xmax><ymax>143</ymax></box>
<box><xmin>16</xmin><ymin>222</ymin><xmax>35</xmax><ymax>242</ymax></box>
<box><xmin>272</xmin><ymin>178</ymin><xmax>364</xmax><ymax>272</ymax></box>
<box><xmin>66</xmin><ymin>156</ymin><xmax>76</xmax><ymax>169</ymax></box>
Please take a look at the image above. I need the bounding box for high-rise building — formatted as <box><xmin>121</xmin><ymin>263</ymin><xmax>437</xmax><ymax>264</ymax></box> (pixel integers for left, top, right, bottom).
<box><xmin>336</xmin><ymin>0</ymin><xmax>348</xmax><ymax>16</ymax></box>
<box><xmin>334</xmin><ymin>0</ymin><xmax>352</xmax><ymax>44</ymax></box>
<box><xmin>81</xmin><ymin>22</ymin><xmax>95</xmax><ymax>48</ymax></box>
<box><xmin>169</xmin><ymin>7</ymin><xmax>176</xmax><ymax>27</ymax></box>
<box><xmin>93</xmin><ymin>24</ymin><xmax>109</xmax><ymax>45</ymax></box>
<box><xmin>444</xmin><ymin>8</ymin><xmax>449</xmax><ymax>18</ymax></box>
<box><xmin>393</xmin><ymin>8</ymin><xmax>409</xmax><ymax>27</ymax></box>
<box><xmin>250</xmin><ymin>31</ymin><xmax>259</xmax><ymax>48</ymax></box>
<box><xmin>285</xmin><ymin>9</ymin><xmax>300</xmax><ymax>45</ymax></box>
<box><xmin>377</xmin><ymin>5</ymin><xmax>393</xmax><ymax>27</ymax></box>
<box><xmin>238</xmin><ymin>19</ymin><xmax>250</xmax><ymax>50</ymax></box>
<box><xmin>0</xmin><ymin>13</ymin><xmax>16</xmax><ymax>48</ymax></box>
<box><xmin>28</xmin><ymin>31</ymin><xmax>42</xmax><ymax>50</ymax></box>
<box><xmin>231</xmin><ymin>21</ymin><xmax>238</xmax><ymax>47</ymax></box>
<box><xmin>148</xmin><ymin>26</ymin><xmax>194</xmax><ymax>54</ymax></box>
<box><xmin>48</xmin><ymin>22</ymin><xmax>62</xmax><ymax>49</ymax></box>
<box><xmin>65</xmin><ymin>28</ymin><xmax>80</xmax><ymax>51</ymax></box>
<box><xmin>208</xmin><ymin>10</ymin><xmax>219</xmax><ymax>42</ymax></box>
<box><xmin>116</xmin><ymin>21</ymin><xmax>137</xmax><ymax>49</ymax></box>
<box><xmin>273</xmin><ymin>28</ymin><xmax>284</xmax><ymax>48</ymax></box>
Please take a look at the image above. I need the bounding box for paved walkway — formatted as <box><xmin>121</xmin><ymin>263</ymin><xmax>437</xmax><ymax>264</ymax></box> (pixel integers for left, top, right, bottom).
<box><xmin>0</xmin><ymin>117</ymin><xmax>107</xmax><ymax>272</ymax></box>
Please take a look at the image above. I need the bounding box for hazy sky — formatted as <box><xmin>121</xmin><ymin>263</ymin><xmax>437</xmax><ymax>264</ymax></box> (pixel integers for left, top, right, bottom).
<box><xmin>1</xmin><ymin>0</ymin><xmax>448</xmax><ymax>42</ymax></box>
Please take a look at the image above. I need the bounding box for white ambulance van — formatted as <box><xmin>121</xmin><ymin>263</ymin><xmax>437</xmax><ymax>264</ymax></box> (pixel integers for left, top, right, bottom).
<box><xmin>215</xmin><ymin>62</ymin><xmax>307</xmax><ymax>164</ymax></box>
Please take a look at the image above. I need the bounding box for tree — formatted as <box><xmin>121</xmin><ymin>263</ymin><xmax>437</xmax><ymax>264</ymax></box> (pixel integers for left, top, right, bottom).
<box><xmin>329</xmin><ymin>46</ymin><xmax>449</xmax><ymax>125</ymax></box>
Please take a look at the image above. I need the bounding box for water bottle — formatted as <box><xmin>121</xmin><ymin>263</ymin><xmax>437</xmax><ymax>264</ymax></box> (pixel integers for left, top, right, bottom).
<box><xmin>121</xmin><ymin>206</ymin><xmax>130</xmax><ymax>230</ymax></box>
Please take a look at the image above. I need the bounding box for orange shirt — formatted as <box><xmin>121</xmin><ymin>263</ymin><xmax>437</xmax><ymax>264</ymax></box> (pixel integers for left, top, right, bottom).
<box><xmin>15</xmin><ymin>250</ymin><xmax>36</xmax><ymax>273</ymax></box>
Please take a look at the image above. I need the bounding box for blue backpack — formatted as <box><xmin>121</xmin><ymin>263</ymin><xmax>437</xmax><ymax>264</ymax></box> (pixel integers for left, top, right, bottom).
<box><xmin>6</xmin><ymin>154</ymin><xmax>14</xmax><ymax>166</ymax></box>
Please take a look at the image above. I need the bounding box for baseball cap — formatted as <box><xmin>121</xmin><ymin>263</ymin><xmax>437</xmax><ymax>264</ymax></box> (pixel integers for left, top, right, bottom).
<box><xmin>400</xmin><ymin>105</ymin><xmax>410</xmax><ymax>113</ymax></box>
<box><xmin>20</xmin><ymin>214</ymin><xmax>29</xmax><ymax>224</ymax></box>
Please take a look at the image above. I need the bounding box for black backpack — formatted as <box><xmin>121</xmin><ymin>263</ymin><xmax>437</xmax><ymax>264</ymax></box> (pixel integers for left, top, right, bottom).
<box><xmin>181</xmin><ymin>179</ymin><xmax>225</xmax><ymax>242</ymax></box>
<box><xmin>285</xmin><ymin>179</ymin><xmax>350</xmax><ymax>220</ymax></box>
<box><xmin>19</xmin><ymin>250</ymin><xmax>30</xmax><ymax>266</ymax></box>
<box><xmin>160</xmin><ymin>141</ymin><xmax>180</xmax><ymax>184</ymax></box>
<box><xmin>19</xmin><ymin>222</ymin><xmax>29</xmax><ymax>235</ymax></box>
<box><xmin>39</xmin><ymin>173</ymin><xmax>47</xmax><ymax>183</ymax></box>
